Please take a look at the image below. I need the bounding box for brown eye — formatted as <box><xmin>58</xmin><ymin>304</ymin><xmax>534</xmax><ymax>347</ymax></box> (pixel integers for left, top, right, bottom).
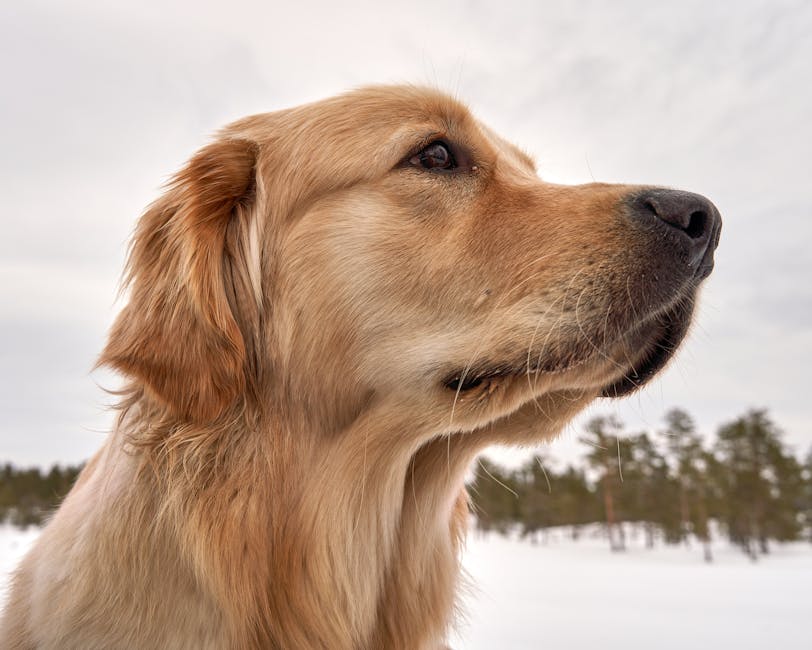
<box><xmin>410</xmin><ymin>142</ymin><xmax>455</xmax><ymax>171</ymax></box>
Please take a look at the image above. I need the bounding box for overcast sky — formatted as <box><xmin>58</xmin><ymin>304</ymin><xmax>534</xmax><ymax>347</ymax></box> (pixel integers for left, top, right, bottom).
<box><xmin>1</xmin><ymin>0</ymin><xmax>810</xmax><ymax>468</ymax></box>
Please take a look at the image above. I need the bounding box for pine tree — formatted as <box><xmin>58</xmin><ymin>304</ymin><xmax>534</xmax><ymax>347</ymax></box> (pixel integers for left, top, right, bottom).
<box><xmin>469</xmin><ymin>457</ymin><xmax>520</xmax><ymax>535</ymax></box>
<box><xmin>621</xmin><ymin>432</ymin><xmax>677</xmax><ymax>548</ymax></box>
<box><xmin>764</xmin><ymin>444</ymin><xmax>804</xmax><ymax>543</ymax></box>
<box><xmin>552</xmin><ymin>465</ymin><xmax>596</xmax><ymax>540</ymax></box>
<box><xmin>802</xmin><ymin>448</ymin><xmax>812</xmax><ymax>543</ymax></box>
<box><xmin>715</xmin><ymin>409</ymin><xmax>785</xmax><ymax>558</ymax></box>
<box><xmin>0</xmin><ymin>463</ymin><xmax>81</xmax><ymax>526</ymax></box>
<box><xmin>516</xmin><ymin>454</ymin><xmax>556</xmax><ymax>543</ymax></box>
<box><xmin>581</xmin><ymin>415</ymin><xmax>626</xmax><ymax>551</ymax></box>
<box><xmin>659</xmin><ymin>408</ymin><xmax>714</xmax><ymax>560</ymax></box>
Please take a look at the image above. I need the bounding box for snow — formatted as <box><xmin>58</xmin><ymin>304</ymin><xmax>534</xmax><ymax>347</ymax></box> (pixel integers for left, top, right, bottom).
<box><xmin>453</xmin><ymin>529</ymin><xmax>812</xmax><ymax>650</ymax></box>
<box><xmin>2</xmin><ymin>524</ymin><xmax>810</xmax><ymax>648</ymax></box>
<box><xmin>0</xmin><ymin>524</ymin><xmax>40</xmax><ymax>610</ymax></box>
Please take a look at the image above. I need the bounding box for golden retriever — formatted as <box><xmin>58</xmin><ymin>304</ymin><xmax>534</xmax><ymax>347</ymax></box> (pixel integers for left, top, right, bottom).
<box><xmin>0</xmin><ymin>86</ymin><xmax>720</xmax><ymax>649</ymax></box>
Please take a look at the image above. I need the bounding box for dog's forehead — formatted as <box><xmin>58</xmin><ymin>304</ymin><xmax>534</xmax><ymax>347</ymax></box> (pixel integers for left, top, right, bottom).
<box><xmin>477</xmin><ymin>124</ymin><xmax>537</xmax><ymax>173</ymax></box>
<box><xmin>340</xmin><ymin>85</ymin><xmax>537</xmax><ymax>173</ymax></box>
<box><xmin>345</xmin><ymin>84</ymin><xmax>474</xmax><ymax>126</ymax></box>
<box><xmin>342</xmin><ymin>85</ymin><xmax>482</xmax><ymax>145</ymax></box>
<box><xmin>230</xmin><ymin>85</ymin><xmax>537</xmax><ymax>180</ymax></box>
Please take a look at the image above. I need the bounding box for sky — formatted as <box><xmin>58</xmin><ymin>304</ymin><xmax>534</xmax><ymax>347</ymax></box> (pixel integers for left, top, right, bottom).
<box><xmin>1</xmin><ymin>0</ymin><xmax>810</xmax><ymax>468</ymax></box>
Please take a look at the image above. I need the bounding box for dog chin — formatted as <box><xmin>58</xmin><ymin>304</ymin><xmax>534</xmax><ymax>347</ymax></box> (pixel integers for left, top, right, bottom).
<box><xmin>599</xmin><ymin>297</ymin><xmax>695</xmax><ymax>398</ymax></box>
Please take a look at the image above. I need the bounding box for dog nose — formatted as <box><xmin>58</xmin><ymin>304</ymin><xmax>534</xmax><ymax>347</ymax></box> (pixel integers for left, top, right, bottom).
<box><xmin>629</xmin><ymin>189</ymin><xmax>721</xmax><ymax>277</ymax></box>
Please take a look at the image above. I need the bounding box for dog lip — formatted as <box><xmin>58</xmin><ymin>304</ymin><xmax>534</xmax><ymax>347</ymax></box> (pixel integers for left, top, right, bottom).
<box><xmin>441</xmin><ymin>351</ymin><xmax>594</xmax><ymax>394</ymax></box>
<box><xmin>695</xmin><ymin>260</ymin><xmax>715</xmax><ymax>281</ymax></box>
<box><xmin>443</xmin><ymin>282</ymin><xmax>702</xmax><ymax>400</ymax></box>
<box><xmin>600</xmin><ymin>301</ymin><xmax>693</xmax><ymax>399</ymax></box>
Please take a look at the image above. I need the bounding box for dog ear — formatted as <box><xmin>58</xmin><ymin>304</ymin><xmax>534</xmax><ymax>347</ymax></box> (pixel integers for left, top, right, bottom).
<box><xmin>100</xmin><ymin>137</ymin><xmax>261</xmax><ymax>422</ymax></box>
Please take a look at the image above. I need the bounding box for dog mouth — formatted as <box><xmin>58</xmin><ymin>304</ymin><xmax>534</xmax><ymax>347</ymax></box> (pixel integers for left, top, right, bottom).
<box><xmin>599</xmin><ymin>297</ymin><xmax>694</xmax><ymax>398</ymax></box>
<box><xmin>441</xmin><ymin>295</ymin><xmax>696</xmax><ymax>399</ymax></box>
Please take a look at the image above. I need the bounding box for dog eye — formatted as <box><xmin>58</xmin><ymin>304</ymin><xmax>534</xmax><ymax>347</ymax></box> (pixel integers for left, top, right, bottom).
<box><xmin>409</xmin><ymin>142</ymin><xmax>456</xmax><ymax>171</ymax></box>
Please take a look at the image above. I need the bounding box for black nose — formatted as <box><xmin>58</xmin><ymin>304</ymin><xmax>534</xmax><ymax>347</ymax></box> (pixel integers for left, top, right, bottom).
<box><xmin>629</xmin><ymin>189</ymin><xmax>721</xmax><ymax>278</ymax></box>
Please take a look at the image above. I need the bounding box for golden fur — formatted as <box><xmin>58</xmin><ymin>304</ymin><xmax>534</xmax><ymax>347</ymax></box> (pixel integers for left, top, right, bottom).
<box><xmin>0</xmin><ymin>86</ymin><xmax>718</xmax><ymax>649</ymax></box>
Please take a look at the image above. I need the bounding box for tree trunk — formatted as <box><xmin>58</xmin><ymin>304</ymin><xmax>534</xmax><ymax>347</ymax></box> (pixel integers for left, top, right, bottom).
<box><xmin>703</xmin><ymin>540</ymin><xmax>713</xmax><ymax>563</ymax></box>
<box><xmin>680</xmin><ymin>484</ymin><xmax>690</xmax><ymax>546</ymax></box>
<box><xmin>603</xmin><ymin>480</ymin><xmax>620</xmax><ymax>551</ymax></box>
<box><xmin>696</xmin><ymin>490</ymin><xmax>712</xmax><ymax>562</ymax></box>
<box><xmin>616</xmin><ymin>521</ymin><xmax>626</xmax><ymax>551</ymax></box>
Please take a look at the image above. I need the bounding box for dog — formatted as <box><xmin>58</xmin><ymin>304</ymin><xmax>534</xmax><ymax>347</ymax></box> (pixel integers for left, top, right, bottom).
<box><xmin>0</xmin><ymin>85</ymin><xmax>720</xmax><ymax>649</ymax></box>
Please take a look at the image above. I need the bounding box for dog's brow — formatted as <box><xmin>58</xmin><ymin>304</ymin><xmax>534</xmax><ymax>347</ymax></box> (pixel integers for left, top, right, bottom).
<box><xmin>409</xmin><ymin>131</ymin><xmax>447</xmax><ymax>152</ymax></box>
<box><xmin>514</xmin><ymin>148</ymin><xmax>537</xmax><ymax>172</ymax></box>
<box><xmin>386</xmin><ymin>127</ymin><xmax>446</xmax><ymax>162</ymax></box>
<box><xmin>476</xmin><ymin>123</ymin><xmax>536</xmax><ymax>172</ymax></box>
<box><xmin>498</xmin><ymin>142</ymin><xmax>536</xmax><ymax>173</ymax></box>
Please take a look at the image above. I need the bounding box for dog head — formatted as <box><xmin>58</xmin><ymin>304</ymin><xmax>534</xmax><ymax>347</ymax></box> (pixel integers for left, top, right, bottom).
<box><xmin>101</xmin><ymin>86</ymin><xmax>720</xmax><ymax>439</ymax></box>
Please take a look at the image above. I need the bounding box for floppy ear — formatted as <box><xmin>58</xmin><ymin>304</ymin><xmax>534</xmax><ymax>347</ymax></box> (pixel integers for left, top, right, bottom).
<box><xmin>100</xmin><ymin>137</ymin><xmax>261</xmax><ymax>422</ymax></box>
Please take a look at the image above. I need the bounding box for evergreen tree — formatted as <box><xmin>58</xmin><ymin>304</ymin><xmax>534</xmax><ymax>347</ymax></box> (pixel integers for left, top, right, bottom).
<box><xmin>580</xmin><ymin>415</ymin><xmax>626</xmax><ymax>551</ymax></box>
<box><xmin>621</xmin><ymin>432</ymin><xmax>677</xmax><ymax>548</ymax></box>
<box><xmin>551</xmin><ymin>465</ymin><xmax>597</xmax><ymax>539</ymax></box>
<box><xmin>659</xmin><ymin>409</ymin><xmax>714</xmax><ymax>560</ymax></box>
<box><xmin>0</xmin><ymin>464</ymin><xmax>82</xmax><ymax>526</ymax></box>
<box><xmin>802</xmin><ymin>448</ymin><xmax>812</xmax><ymax>543</ymax></box>
<box><xmin>516</xmin><ymin>454</ymin><xmax>556</xmax><ymax>543</ymax></box>
<box><xmin>764</xmin><ymin>444</ymin><xmax>804</xmax><ymax>543</ymax></box>
<box><xmin>469</xmin><ymin>457</ymin><xmax>520</xmax><ymax>535</ymax></box>
<box><xmin>714</xmin><ymin>409</ymin><xmax>785</xmax><ymax>558</ymax></box>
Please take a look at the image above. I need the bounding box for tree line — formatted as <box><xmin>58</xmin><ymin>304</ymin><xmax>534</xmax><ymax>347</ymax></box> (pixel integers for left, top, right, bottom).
<box><xmin>2</xmin><ymin>409</ymin><xmax>811</xmax><ymax>562</ymax></box>
<box><xmin>469</xmin><ymin>408</ymin><xmax>812</xmax><ymax>561</ymax></box>
<box><xmin>0</xmin><ymin>464</ymin><xmax>81</xmax><ymax>527</ymax></box>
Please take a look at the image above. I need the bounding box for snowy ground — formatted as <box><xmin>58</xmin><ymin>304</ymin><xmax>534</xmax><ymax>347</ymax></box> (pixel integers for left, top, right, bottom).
<box><xmin>453</xmin><ymin>528</ymin><xmax>812</xmax><ymax>650</ymax></box>
<box><xmin>0</xmin><ymin>524</ymin><xmax>41</xmax><ymax>609</ymax></box>
<box><xmin>2</xmin><ymin>524</ymin><xmax>810</xmax><ymax>649</ymax></box>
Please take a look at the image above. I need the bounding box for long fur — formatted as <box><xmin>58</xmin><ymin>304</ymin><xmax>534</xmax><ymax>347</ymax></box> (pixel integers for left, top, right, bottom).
<box><xmin>0</xmin><ymin>85</ymin><xmax>711</xmax><ymax>649</ymax></box>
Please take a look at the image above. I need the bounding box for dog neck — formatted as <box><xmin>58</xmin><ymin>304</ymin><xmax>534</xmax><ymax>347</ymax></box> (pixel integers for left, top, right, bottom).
<box><xmin>114</xmin><ymin>393</ymin><xmax>478</xmax><ymax>649</ymax></box>
<box><xmin>115</xmin><ymin>387</ymin><xmax>589</xmax><ymax>649</ymax></box>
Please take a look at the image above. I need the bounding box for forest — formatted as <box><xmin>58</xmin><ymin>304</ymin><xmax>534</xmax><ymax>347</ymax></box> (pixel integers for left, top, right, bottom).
<box><xmin>0</xmin><ymin>463</ymin><xmax>81</xmax><ymax>527</ymax></box>
<box><xmin>470</xmin><ymin>408</ymin><xmax>812</xmax><ymax>560</ymax></box>
<box><xmin>1</xmin><ymin>408</ymin><xmax>810</xmax><ymax>561</ymax></box>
